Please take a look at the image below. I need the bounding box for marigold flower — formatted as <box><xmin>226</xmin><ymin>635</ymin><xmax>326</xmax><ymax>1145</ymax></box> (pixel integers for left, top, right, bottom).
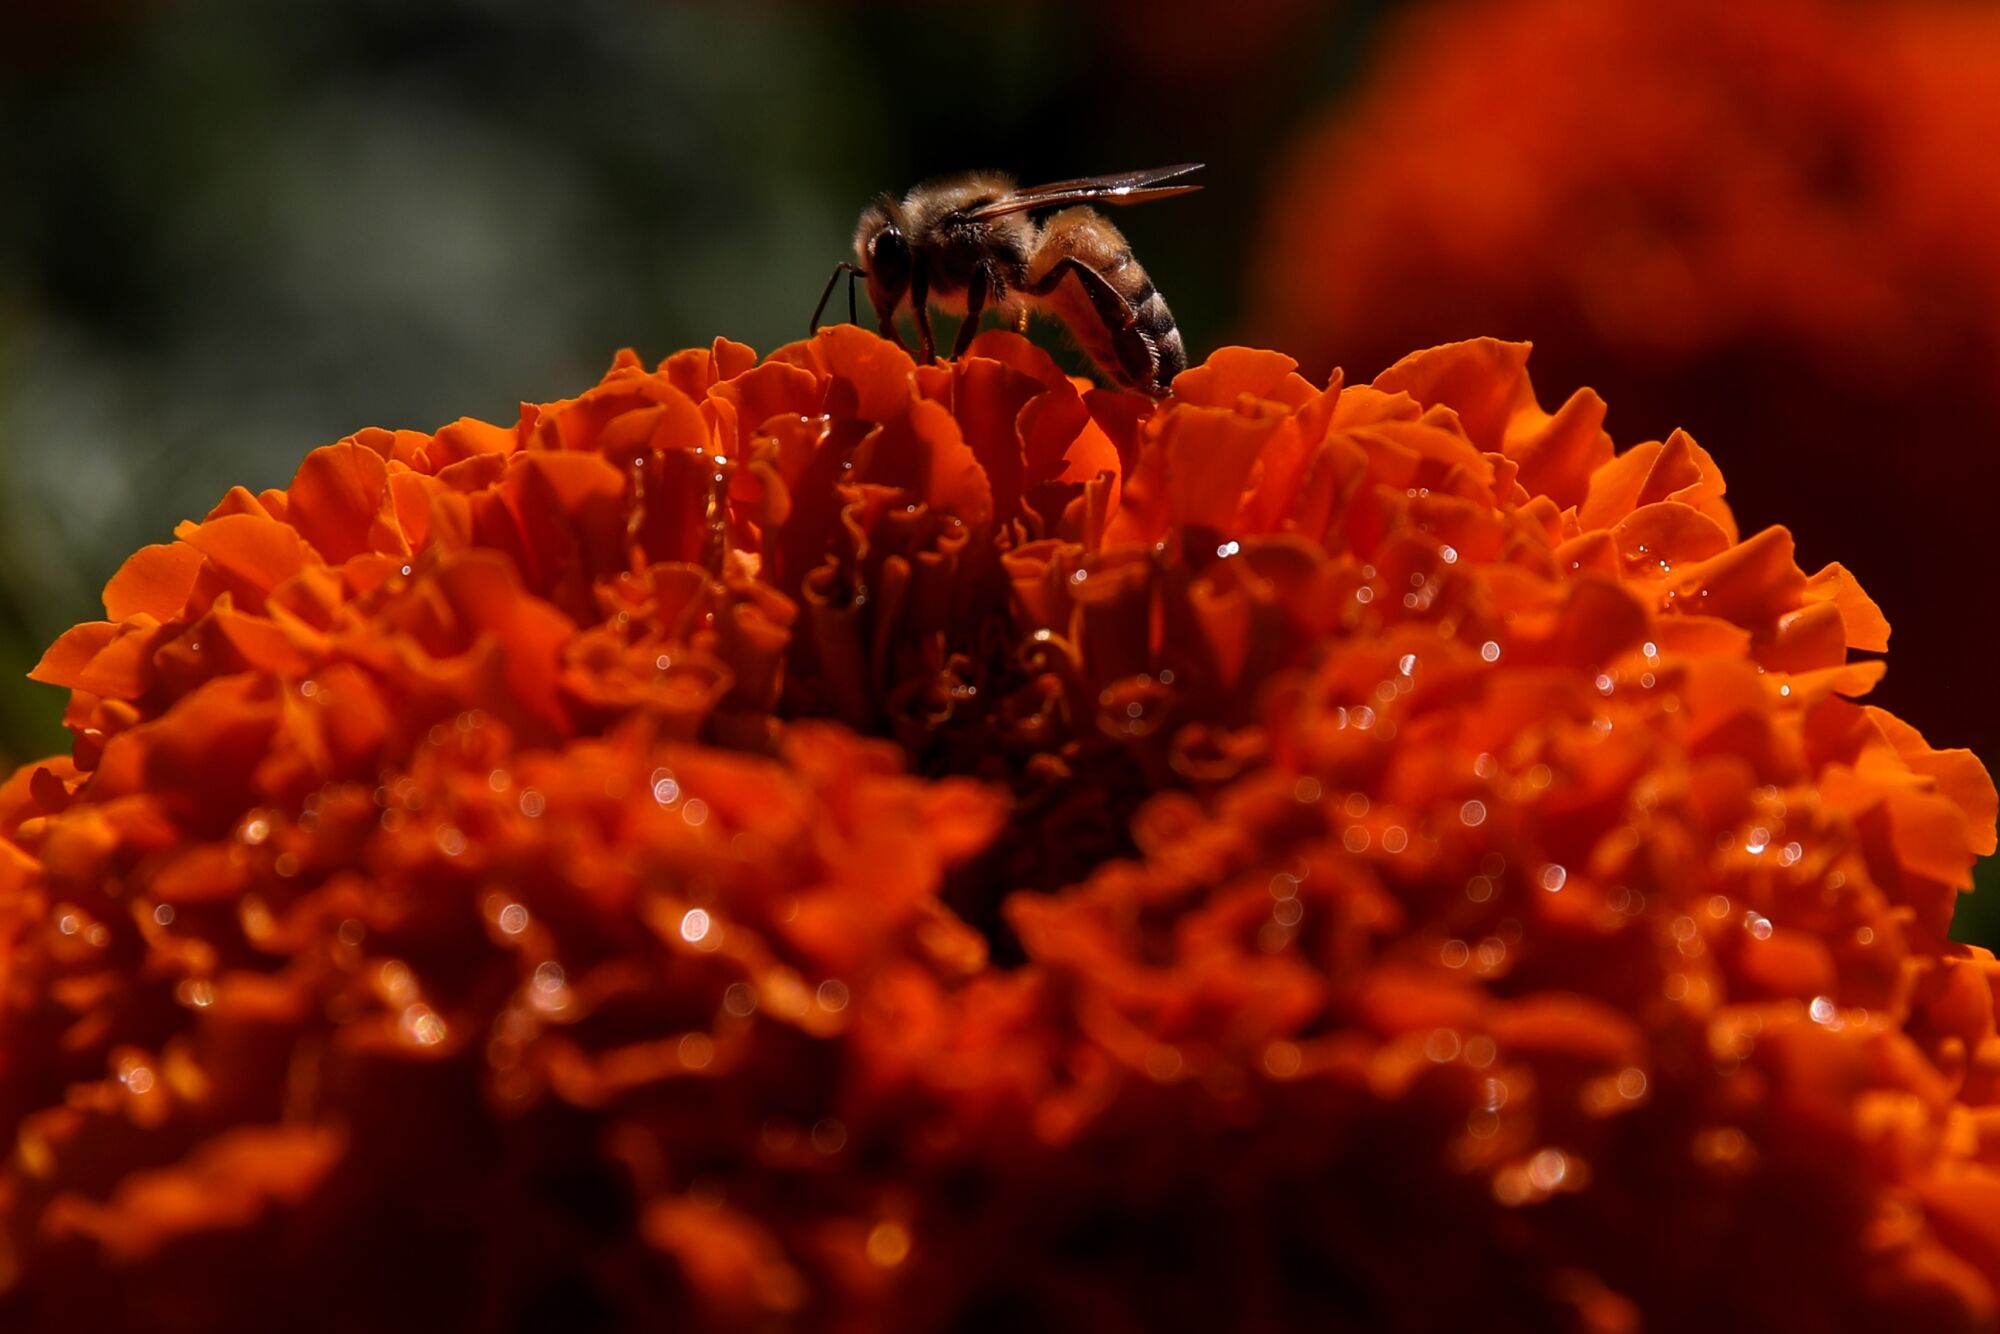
<box><xmin>1</xmin><ymin>326</ymin><xmax>1995</xmax><ymax>1331</ymax></box>
<box><xmin>1249</xmin><ymin>0</ymin><xmax>2000</xmax><ymax>767</ymax></box>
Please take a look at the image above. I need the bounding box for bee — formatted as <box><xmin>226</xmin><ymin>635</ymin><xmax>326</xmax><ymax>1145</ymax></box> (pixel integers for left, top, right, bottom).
<box><xmin>811</xmin><ymin>164</ymin><xmax>1203</xmax><ymax>397</ymax></box>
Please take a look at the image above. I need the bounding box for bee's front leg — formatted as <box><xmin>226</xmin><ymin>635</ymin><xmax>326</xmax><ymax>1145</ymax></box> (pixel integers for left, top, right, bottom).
<box><xmin>809</xmin><ymin>262</ymin><xmax>866</xmax><ymax>335</ymax></box>
<box><xmin>910</xmin><ymin>258</ymin><xmax>936</xmax><ymax>364</ymax></box>
<box><xmin>877</xmin><ymin>308</ymin><xmax>910</xmax><ymax>352</ymax></box>
<box><xmin>953</xmin><ymin>262</ymin><xmax>998</xmax><ymax>359</ymax></box>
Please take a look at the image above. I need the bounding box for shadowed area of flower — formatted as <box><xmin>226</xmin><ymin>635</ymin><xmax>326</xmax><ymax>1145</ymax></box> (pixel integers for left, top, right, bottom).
<box><xmin>1</xmin><ymin>327</ymin><xmax>1995</xmax><ymax>1331</ymax></box>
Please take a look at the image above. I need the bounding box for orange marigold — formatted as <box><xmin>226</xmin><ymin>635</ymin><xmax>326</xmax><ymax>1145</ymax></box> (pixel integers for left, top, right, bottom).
<box><xmin>1</xmin><ymin>327</ymin><xmax>1995</xmax><ymax>1332</ymax></box>
<box><xmin>1249</xmin><ymin>0</ymin><xmax>2000</xmax><ymax>768</ymax></box>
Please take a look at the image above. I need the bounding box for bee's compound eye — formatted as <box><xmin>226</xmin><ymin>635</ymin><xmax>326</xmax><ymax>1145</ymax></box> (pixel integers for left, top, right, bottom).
<box><xmin>865</xmin><ymin>226</ymin><xmax>911</xmax><ymax>304</ymax></box>
<box><xmin>869</xmin><ymin>227</ymin><xmax>910</xmax><ymax>285</ymax></box>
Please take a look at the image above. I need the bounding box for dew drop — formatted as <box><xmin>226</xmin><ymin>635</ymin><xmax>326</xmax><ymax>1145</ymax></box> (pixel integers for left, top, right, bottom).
<box><xmin>867</xmin><ymin>1221</ymin><xmax>913</xmax><ymax>1268</ymax></box>
<box><xmin>401</xmin><ymin>1004</ymin><xmax>448</xmax><ymax>1046</ymax></box>
<box><xmin>1527</xmin><ymin>1148</ymin><xmax>1569</xmax><ymax>1191</ymax></box>
<box><xmin>811</xmin><ymin>1118</ymin><xmax>847</xmax><ymax>1154</ymax></box>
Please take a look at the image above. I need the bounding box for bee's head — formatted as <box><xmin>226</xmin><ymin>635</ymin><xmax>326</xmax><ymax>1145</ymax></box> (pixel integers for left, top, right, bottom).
<box><xmin>855</xmin><ymin>200</ymin><xmax>911</xmax><ymax>316</ymax></box>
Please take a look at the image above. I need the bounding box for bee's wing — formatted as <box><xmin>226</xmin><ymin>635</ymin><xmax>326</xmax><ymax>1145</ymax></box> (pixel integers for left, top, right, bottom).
<box><xmin>960</xmin><ymin>164</ymin><xmax>1205</xmax><ymax>220</ymax></box>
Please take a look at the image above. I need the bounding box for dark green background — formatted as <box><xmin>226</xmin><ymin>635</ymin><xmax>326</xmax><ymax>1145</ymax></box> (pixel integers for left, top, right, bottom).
<box><xmin>4</xmin><ymin>0</ymin><xmax>1994</xmax><ymax>938</ymax></box>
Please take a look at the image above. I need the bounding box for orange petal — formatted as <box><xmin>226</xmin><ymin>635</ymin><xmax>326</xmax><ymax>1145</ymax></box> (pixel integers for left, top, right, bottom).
<box><xmin>102</xmin><ymin>543</ymin><xmax>206</xmax><ymax>622</ymax></box>
<box><xmin>1805</xmin><ymin>561</ymin><xmax>1890</xmax><ymax>652</ymax></box>
<box><xmin>1171</xmin><ymin>345</ymin><xmax>1313</xmax><ymax>409</ymax></box>
<box><xmin>952</xmin><ymin>357</ymin><xmax>1046</xmax><ymax>524</ymax></box>
<box><xmin>1486</xmin><ymin>992</ymin><xmax>1641</xmax><ymax>1066</ymax></box>
<box><xmin>1614</xmin><ymin>501</ymin><xmax>1733</xmax><ymax>574</ymax></box>
<box><xmin>287</xmin><ymin>440</ymin><xmax>404</xmax><ymax>565</ymax></box>
<box><xmin>961</xmin><ymin>328</ymin><xmax>1073</xmax><ymax>394</ymax></box>
<box><xmin>174</xmin><ymin>513</ymin><xmax>314</xmax><ymax>608</ymax></box>
<box><xmin>1867</xmin><ymin>707</ymin><xmax>1999</xmax><ymax>856</ymax></box>
<box><xmin>710</xmin><ymin>358</ymin><xmax>826</xmax><ymax>452</ymax></box>
<box><xmin>1577</xmin><ymin>439</ymin><xmax>1663</xmax><ymax>531</ymax></box>
<box><xmin>426</xmin><ymin>415</ymin><xmax>518</xmax><ymax>467</ymax></box>
<box><xmin>1507</xmin><ymin>387</ymin><xmax>1613</xmax><ymax>510</ymax></box>
<box><xmin>89</xmin><ymin>675</ymin><xmax>283</xmax><ymax>821</ymax></box>
<box><xmin>1667</xmin><ymin>525</ymin><xmax>1808</xmax><ymax>629</ymax></box>
<box><xmin>28</xmin><ymin>621</ymin><xmax>121</xmax><ymax>689</ymax></box>
<box><xmin>430</xmin><ymin>551</ymin><xmax>579</xmax><ymax>738</ymax></box>
<box><xmin>43</xmin><ymin>1124</ymin><xmax>343</xmax><ymax>1264</ymax></box>
<box><xmin>861</xmin><ymin>400</ymin><xmax>994</xmax><ymax>529</ymax></box>
<box><xmin>74</xmin><ymin>618</ymin><xmax>177</xmax><ymax>701</ymax></box>
<box><xmin>1370</xmin><ymin>337</ymin><xmax>1534</xmax><ymax>454</ymax></box>
<box><xmin>1161</xmin><ymin>401</ymin><xmax>1288</xmax><ymax>534</ymax></box>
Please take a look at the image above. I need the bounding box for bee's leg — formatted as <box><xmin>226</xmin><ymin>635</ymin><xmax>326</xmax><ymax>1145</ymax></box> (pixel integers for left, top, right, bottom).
<box><xmin>876</xmin><ymin>311</ymin><xmax>910</xmax><ymax>351</ymax></box>
<box><xmin>953</xmin><ymin>261</ymin><xmax>998</xmax><ymax>359</ymax></box>
<box><xmin>1014</xmin><ymin>310</ymin><xmax>1030</xmax><ymax>335</ymax></box>
<box><xmin>810</xmin><ymin>262</ymin><xmax>866</xmax><ymax>334</ymax></box>
<box><xmin>1023</xmin><ymin>258</ymin><xmax>1155</xmax><ymax>389</ymax></box>
<box><xmin>910</xmin><ymin>257</ymin><xmax>936</xmax><ymax>363</ymax></box>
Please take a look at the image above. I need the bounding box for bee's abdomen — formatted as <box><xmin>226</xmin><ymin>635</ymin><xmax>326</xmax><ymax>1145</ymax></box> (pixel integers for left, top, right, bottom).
<box><xmin>1125</xmin><ymin>275</ymin><xmax>1186</xmax><ymax>387</ymax></box>
<box><xmin>1024</xmin><ymin>210</ymin><xmax>1185</xmax><ymax>396</ymax></box>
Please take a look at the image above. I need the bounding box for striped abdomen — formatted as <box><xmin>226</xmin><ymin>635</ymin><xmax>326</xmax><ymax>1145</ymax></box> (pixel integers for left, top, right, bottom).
<box><xmin>1021</xmin><ymin>208</ymin><xmax>1186</xmax><ymax>397</ymax></box>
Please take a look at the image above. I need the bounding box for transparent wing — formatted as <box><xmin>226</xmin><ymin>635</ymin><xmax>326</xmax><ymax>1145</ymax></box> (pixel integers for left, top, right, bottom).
<box><xmin>961</xmin><ymin>164</ymin><xmax>1205</xmax><ymax>220</ymax></box>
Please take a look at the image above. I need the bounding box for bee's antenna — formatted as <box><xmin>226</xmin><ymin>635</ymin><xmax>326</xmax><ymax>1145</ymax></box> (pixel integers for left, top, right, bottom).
<box><xmin>811</xmin><ymin>262</ymin><xmax>866</xmax><ymax>334</ymax></box>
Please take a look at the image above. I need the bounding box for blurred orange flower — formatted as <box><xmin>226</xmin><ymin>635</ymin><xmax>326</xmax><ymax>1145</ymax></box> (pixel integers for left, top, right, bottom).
<box><xmin>1</xmin><ymin>327</ymin><xmax>1995</xmax><ymax>1331</ymax></box>
<box><xmin>1249</xmin><ymin>0</ymin><xmax>2000</xmax><ymax>768</ymax></box>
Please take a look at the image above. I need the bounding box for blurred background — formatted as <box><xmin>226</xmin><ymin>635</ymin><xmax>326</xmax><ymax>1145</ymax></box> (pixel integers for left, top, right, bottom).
<box><xmin>5</xmin><ymin>0</ymin><xmax>1998</xmax><ymax>932</ymax></box>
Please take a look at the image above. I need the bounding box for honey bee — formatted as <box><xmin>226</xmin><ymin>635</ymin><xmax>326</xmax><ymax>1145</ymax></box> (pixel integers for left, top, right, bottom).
<box><xmin>811</xmin><ymin>164</ymin><xmax>1203</xmax><ymax>397</ymax></box>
